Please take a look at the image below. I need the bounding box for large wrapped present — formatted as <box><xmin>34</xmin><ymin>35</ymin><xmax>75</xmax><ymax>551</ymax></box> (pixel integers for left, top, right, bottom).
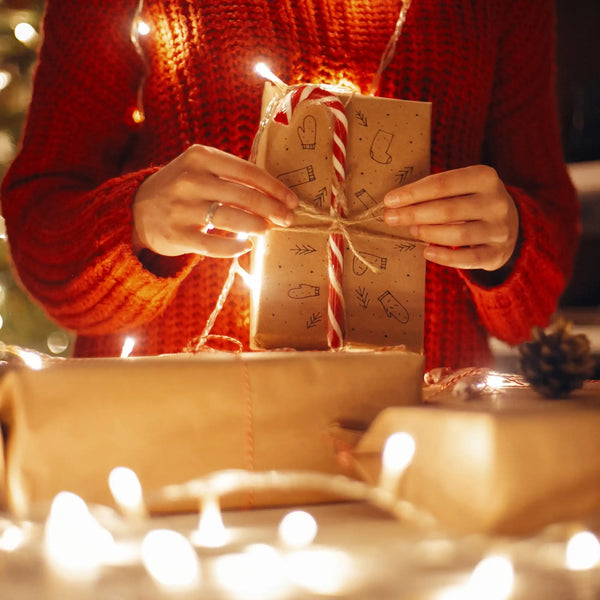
<box><xmin>353</xmin><ymin>374</ymin><xmax>600</xmax><ymax>535</ymax></box>
<box><xmin>251</xmin><ymin>84</ymin><xmax>431</xmax><ymax>351</ymax></box>
<box><xmin>0</xmin><ymin>349</ymin><xmax>423</xmax><ymax>518</ymax></box>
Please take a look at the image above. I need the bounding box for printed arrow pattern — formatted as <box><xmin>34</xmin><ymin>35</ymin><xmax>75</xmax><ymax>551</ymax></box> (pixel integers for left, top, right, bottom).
<box><xmin>355</xmin><ymin>286</ymin><xmax>370</xmax><ymax>309</ymax></box>
<box><xmin>355</xmin><ymin>110</ymin><xmax>368</xmax><ymax>127</ymax></box>
<box><xmin>306</xmin><ymin>312</ymin><xmax>323</xmax><ymax>329</ymax></box>
<box><xmin>395</xmin><ymin>241</ymin><xmax>416</xmax><ymax>253</ymax></box>
<box><xmin>291</xmin><ymin>244</ymin><xmax>317</xmax><ymax>256</ymax></box>
<box><xmin>395</xmin><ymin>165</ymin><xmax>414</xmax><ymax>185</ymax></box>
<box><xmin>313</xmin><ymin>186</ymin><xmax>327</xmax><ymax>208</ymax></box>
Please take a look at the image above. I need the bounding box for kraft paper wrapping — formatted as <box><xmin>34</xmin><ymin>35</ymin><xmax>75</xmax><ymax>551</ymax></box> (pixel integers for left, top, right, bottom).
<box><xmin>0</xmin><ymin>350</ymin><xmax>423</xmax><ymax>518</ymax></box>
<box><xmin>354</xmin><ymin>381</ymin><xmax>600</xmax><ymax>535</ymax></box>
<box><xmin>251</xmin><ymin>85</ymin><xmax>431</xmax><ymax>351</ymax></box>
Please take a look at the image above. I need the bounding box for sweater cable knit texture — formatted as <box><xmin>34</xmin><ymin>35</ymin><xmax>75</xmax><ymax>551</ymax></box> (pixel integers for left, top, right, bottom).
<box><xmin>0</xmin><ymin>0</ymin><xmax>579</xmax><ymax>370</ymax></box>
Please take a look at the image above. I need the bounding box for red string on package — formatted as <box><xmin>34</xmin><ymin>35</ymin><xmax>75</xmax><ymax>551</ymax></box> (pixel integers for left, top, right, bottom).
<box><xmin>274</xmin><ymin>85</ymin><xmax>349</xmax><ymax>349</ymax></box>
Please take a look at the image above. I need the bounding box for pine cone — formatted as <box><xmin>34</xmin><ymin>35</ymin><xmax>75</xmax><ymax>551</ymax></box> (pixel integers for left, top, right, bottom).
<box><xmin>518</xmin><ymin>319</ymin><xmax>596</xmax><ymax>399</ymax></box>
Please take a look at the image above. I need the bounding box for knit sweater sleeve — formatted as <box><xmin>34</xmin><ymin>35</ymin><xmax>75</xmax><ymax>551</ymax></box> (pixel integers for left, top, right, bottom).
<box><xmin>460</xmin><ymin>0</ymin><xmax>580</xmax><ymax>346</ymax></box>
<box><xmin>0</xmin><ymin>0</ymin><xmax>198</xmax><ymax>336</ymax></box>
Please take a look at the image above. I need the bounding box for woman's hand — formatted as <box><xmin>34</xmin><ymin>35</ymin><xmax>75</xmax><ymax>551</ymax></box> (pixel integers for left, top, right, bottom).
<box><xmin>383</xmin><ymin>165</ymin><xmax>519</xmax><ymax>272</ymax></box>
<box><xmin>132</xmin><ymin>144</ymin><xmax>298</xmax><ymax>258</ymax></box>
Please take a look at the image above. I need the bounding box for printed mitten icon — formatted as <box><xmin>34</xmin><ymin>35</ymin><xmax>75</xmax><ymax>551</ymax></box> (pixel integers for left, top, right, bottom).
<box><xmin>370</xmin><ymin>129</ymin><xmax>394</xmax><ymax>164</ymax></box>
<box><xmin>288</xmin><ymin>284</ymin><xmax>320</xmax><ymax>299</ymax></box>
<box><xmin>297</xmin><ymin>115</ymin><xmax>317</xmax><ymax>149</ymax></box>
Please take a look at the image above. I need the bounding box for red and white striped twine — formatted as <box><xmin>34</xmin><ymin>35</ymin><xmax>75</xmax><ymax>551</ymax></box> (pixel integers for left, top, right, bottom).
<box><xmin>274</xmin><ymin>85</ymin><xmax>349</xmax><ymax>349</ymax></box>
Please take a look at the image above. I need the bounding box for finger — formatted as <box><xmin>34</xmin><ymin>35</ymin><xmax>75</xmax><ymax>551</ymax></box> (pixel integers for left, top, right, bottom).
<box><xmin>409</xmin><ymin>221</ymin><xmax>494</xmax><ymax>248</ymax></box>
<box><xmin>384</xmin><ymin>165</ymin><xmax>499</xmax><ymax>208</ymax></box>
<box><xmin>383</xmin><ymin>195</ymin><xmax>481</xmax><ymax>227</ymax></box>
<box><xmin>205</xmin><ymin>177</ymin><xmax>295</xmax><ymax>228</ymax></box>
<box><xmin>182</xmin><ymin>145</ymin><xmax>298</xmax><ymax>209</ymax></box>
<box><xmin>423</xmin><ymin>244</ymin><xmax>502</xmax><ymax>271</ymax></box>
<box><xmin>206</xmin><ymin>203</ymin><xmax>269</xmax><ymax>236</ymax></box>
<box><xmin>178</xmin><ymin>226</ymin><xmax>254</xmax><ymax>258</ymax></box>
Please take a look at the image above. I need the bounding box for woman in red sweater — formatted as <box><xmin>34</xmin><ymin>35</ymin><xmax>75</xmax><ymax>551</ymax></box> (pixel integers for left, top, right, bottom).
<box><xmin>0</xmin><ymin>0</ymin><xmax>579</xmax><ymax>370</ymax></box>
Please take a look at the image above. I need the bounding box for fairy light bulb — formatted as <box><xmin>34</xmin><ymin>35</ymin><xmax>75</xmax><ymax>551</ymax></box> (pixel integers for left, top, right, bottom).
<box><xmin>14</xmin><ymin>22</ymin><xmax>37</xmax><ymax>44</ymax></box>
<box><xmin>566</xmin><ymin>531</ymin><xmax>600</xmax><ymax>571</ymax></box>
<box><xmin>379</xmin><ymin>431</ymin><xmax>415</xmax><ymax>493</ymax></box>
<box><xmin>466</xmin><ymin>555</ymin><xmax>514</xmax><ymax>600</ymax></box>
<box><xmin>486</xmin><ymin>374</ymin><xmax>504</xmax><ymax>389</ymax></box>
<box><xmin>44</xmin><ymin>492</ymin><xmax>114</xmax><ymax>578</ymax></box>
<box><xmin>108</xmin><ymin>467</ymin><xmax>147</xmax><ymax>521</ymax></box>
<box><xmin>136</xmin><ymin>19</ymin><xmax>150</xmax><ymax>36</ymax></box>
<box><xmin>0</xmin><ymin>70</ymin><xmax>12</xmax><ymax>91</ymax></box>
<box><xmin>254</xmin><ymin>62</ymin><xmax>287</xmax><ymax>92</ymax></box>
<box><xmin>191</xmin><ymin>496</ymin><xmax>228</xmax><ymax>548</ymax></box>
<box><xmin>120</xmin><ymin>336</ymin><xmax>135</xmax><ymax>358</ymax></box>
<box><xmin>0</xmin><ymin>525</ymin><xmax>26</xmax><ymax>552</ymax></box>
<box><xmin>278</xmin><ymin>510</ymin><xmax>318</xmax><ymax>549</ymax></box>
<box><xmin>17</xmin><ymin>349</ymin><xmax>43</xmax><ymax>370</ymax></box>
<box><xmin>141</xmin><ymin>529</ymin><xmax>200</xmax><ymax>589</ymax></box>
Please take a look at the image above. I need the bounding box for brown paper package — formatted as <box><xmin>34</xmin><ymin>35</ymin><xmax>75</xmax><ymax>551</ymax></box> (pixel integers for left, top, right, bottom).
<box><xmin>251</xmin><ymin>84</ymin><xmax>431</xmax><ymax>351</ymax></box>
<box><xmin>0</xmin><ymin>350</ymin><xmax>423</xmax><ymax>518</ymax></box>
<box><xmin>353</xmin><ymin>381</ymin><xmax>600</xmax><ymax>535</ymax></box>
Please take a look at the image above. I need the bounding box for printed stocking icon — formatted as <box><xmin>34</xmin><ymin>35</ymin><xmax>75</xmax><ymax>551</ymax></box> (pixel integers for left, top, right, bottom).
<box><xmin>370</xmin><ymin>129</ymin><xmax>394</xmax><ymax>164</ymax></box>
<box><xmin>353</xmin><ymin>253</ymin><xmax>388</xmax><ymax>276</ymax></box>
<box><xmin>378</xmin><ymin>291</ymin><xmax>409</xmax><ymax>323</ymax></box>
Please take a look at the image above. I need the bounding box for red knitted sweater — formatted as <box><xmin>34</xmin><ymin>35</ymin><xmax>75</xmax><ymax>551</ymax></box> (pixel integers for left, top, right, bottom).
<box><xmin>0</xmin><ymin>0</ymin><xmax>579</xmax><ymax>370</ymax></box>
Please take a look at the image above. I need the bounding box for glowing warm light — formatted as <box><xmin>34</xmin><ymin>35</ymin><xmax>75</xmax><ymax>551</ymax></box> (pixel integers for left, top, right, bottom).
<box><xmin>336</xmin><ymin>77</ymin><xmax>362</xmax><ymax>93</ymax></box>
<box><xmin>285</xmin><ymin>548</ymin><xmax>355</xmax><ymax>595</ymax></box>
<box><xmin>254</xmin><ymin>62</ymin><xmax>287</xmax><ymax>91</ymax></box>
<box><xmin>131</xmin><ymin>108</ymin><xmax>145</xmax><ymax>124</ymax></box>
<box><xmin>137</xmin><ymin>19</ymin><xmax>150</xmax><ymax>35</ymax></box>
<box><xmin>566</xmin><ymin>531</ymin><xmax>600</xmax><ymax>571</ymax></box>
<box><xmin>17</xmin><ymin>349</ymin><xmax>43</xmax><ymax>370</ymax></box>
<box><xmin>250</xmin><ymin>234</ymin><xmax>266</xmax><ymax>303</ymax></box>
<box><xmin>0</xmin><ymin>525</ymin><xmax>26</xmax><ymax>552</ymax></box>
<box><xmin>0</xmin><ymin>315</ymin><xmax>3</xmax><ymax>330</ymax></box>
<box><xmin>237</xmin><ymin>231</ymin><xmax>249</xmax><ymax>241</ymax></box>
<box><xmin>141</xmin><ymin>529</ymin><xmax>200</xmax><ymax>589</ymax></box>
<box><xmin>47</xmin><ymin>330</ymin><xmax>69</xmax><ymax>354</ymax></box>
<box><xmin>379</xmin><ymin>431</ymin><xmax>415</xmax><ymax>492</ymax></box>
<box><xmin>108</xmin><ymin>467</ymin><xmax>147</xmax><ymax>520</ymax></box>
<box><xmin>14</xmin><ymin>22</ymin><xmax>36</xmax><ymax>43</ymax></box>
<box><xmin>0</xmin><ymin>70</ymin><xmax>12</xmax><ymax>91</ymax></box>
<box><xmin>44</xmin><ymin>492</ymin><xmax>114</xmax><ymax>577</ymax></box>
<box><xmin>486</xmin><ymin>374</ymin><xmax>504</xmax><ymax>389</ymax></box>
<box><xmin>213</xmin><ymin>543</ymin><xmax>286</xmax><ymax>599</ymax></box>
<box><xmin>191</xmin><ymin>496</ymin><xmax>228</xmax><ymax>548</ymax></box>
<box><xmin>467</xmin><ymin>555</ymin><xmax>514</xmax><ymax>600</ymax></box>
<box><xmin>120</xmin><ymin>336</ymin><xmax>135</xmax><ymax>358</ymax></box>
<box><xmin>236</xmin><ymin>263</ymin><xmax>257</xmax><ymax>290</ymax></box>
<box><xmin>278</xmin><ymin>510</ymin><xmax>318</xmax><ymax>549</ymax></box>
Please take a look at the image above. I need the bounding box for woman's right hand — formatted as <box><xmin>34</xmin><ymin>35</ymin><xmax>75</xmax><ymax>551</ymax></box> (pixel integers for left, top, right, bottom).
<box><xmin>132</xmin><ymin>144</ymin><xmax>298</xmax><ymax>258</ymax></box>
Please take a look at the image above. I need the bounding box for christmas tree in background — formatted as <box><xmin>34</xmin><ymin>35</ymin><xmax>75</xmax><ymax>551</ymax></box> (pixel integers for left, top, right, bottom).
<box><xmin>0</xmin><ymin>0</ymin><xmax>73</xmax><ymax>356</ymax></box>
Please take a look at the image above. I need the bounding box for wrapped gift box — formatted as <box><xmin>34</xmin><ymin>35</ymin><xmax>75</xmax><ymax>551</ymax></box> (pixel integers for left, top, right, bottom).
<box><xmin>0</xmin><ymin>349</ymin><xmax>423</xmax><ymax>518</ymax></box>
<box><xmin>353</xmin><ymin>378</ymin><xmax>600</xmax><ymax>535</ymax></box>
<box><xmin>251</xmin><ymin>84</ymin><xmax>431</xmax><ymax>351</ymax></box>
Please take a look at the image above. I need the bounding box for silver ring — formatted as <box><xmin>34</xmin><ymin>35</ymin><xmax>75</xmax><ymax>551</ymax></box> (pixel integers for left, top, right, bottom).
<box><xmin>203</xmin><ymin>201</ymin><xmax>222</xmax><ymax>232</ymax></box>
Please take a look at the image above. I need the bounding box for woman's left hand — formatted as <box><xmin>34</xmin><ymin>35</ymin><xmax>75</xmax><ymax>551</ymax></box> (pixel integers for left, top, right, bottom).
<box><xmin>383</xmin><ymin>165</ymin><xmax>519</xmax><ymax>271</ymax></box>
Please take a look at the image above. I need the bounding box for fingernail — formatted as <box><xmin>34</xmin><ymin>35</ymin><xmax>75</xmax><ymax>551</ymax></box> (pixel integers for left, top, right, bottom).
<box><xmin>273</xmin><ymin>213</ymin><xmax>294</xmax><ymax>228</ymax></box>
<box><xmin>286</xmin><ymin>192</ymin><xmax>299</xmax><ymax>209</ymax></box>
<box><xmin>409</xmin><ymin>225</ymin><xmax>419</xmax><ymax>237</ymax></box>
<box><xmin>383</xmin><ymin>211</ymin><xmax>398</xmax><ymax>226</ymax></box>
<box><xmin>384</xmin><ymin>192</ymin><xmax>401</xmax><ymax>207</ymax></box>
